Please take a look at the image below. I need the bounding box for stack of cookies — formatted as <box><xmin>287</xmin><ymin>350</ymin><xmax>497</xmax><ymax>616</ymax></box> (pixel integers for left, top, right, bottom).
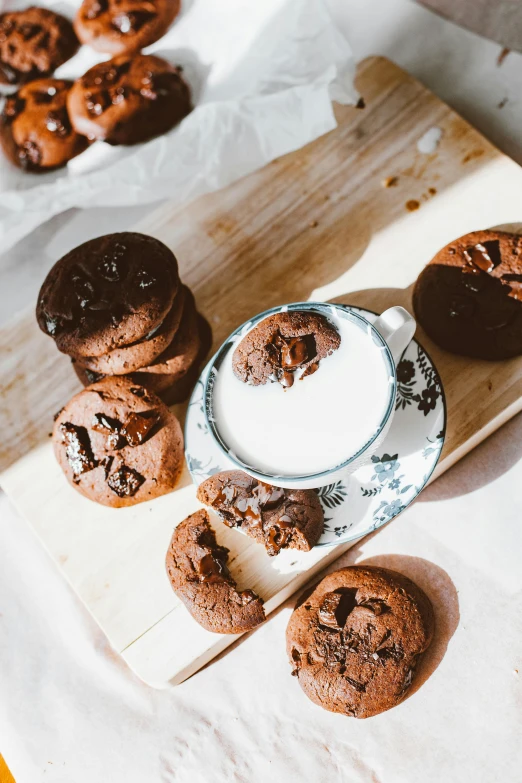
<box><xmin>36</xmin><ymin>232</ymin><xmax>212</xmax><ymax>405</ymax></box>
<box><xmin>0</xmin><ymin>3</ymin><xmax>190</xmax><ymax>173</ymax></box>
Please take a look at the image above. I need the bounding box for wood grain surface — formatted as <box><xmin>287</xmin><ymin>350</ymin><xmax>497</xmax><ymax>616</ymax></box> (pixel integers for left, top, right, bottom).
<box><xmin>1</xmin><ymin>56</ymin><xmax>522</xmax><ymax>686</ymax></box>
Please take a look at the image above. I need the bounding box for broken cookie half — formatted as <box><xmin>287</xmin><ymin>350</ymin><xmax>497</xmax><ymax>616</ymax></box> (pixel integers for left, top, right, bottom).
<box><xmin>197</xmin><ymin>470</ymin><xmax>324</xmax><ymax>556</ymax></box>
<box><xmin>165</xmin><ymin>510</ymin><xmax>265</xmax><ymax>634</ymax></box>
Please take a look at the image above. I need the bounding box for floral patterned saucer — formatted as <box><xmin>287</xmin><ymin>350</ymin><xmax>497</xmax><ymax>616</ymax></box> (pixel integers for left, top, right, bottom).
<box><xmin>185</xmin><ymin>306</ymin><xmax>446</xmax><ymax>547</ymax></box>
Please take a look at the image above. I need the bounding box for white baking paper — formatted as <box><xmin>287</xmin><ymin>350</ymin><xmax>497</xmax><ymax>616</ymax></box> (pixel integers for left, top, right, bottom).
<box><xmin>0</xmin><ymin>0</ymin><xmax>356</xmax><ymax>254</ymax></box>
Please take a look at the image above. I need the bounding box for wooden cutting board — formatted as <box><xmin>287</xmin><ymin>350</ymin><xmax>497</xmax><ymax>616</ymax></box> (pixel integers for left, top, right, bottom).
<box><xmin>2</xmin><ymin>56</ymin><xmax>522</xmax><ymax>687</ymax></box>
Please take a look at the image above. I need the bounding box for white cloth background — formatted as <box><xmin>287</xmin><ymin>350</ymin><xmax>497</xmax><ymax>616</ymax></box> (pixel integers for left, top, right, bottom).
<box><xmin>1</xmin><ymin>1</ymin><xmax>522</xmax><ymax>781</ymax></box>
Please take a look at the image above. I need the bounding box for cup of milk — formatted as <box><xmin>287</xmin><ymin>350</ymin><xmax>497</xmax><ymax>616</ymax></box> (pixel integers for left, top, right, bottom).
<box><xmin>204</xmin><ymin>302</ymin><xmax>416</xmax><ymax>489</ymax></box>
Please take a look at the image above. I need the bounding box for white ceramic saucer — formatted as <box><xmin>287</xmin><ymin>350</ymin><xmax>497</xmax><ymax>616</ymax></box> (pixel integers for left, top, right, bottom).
<box><xmin>185</xmin><ymin>306</ymin><xmax>446</xmax><ymax>547</ymax></box>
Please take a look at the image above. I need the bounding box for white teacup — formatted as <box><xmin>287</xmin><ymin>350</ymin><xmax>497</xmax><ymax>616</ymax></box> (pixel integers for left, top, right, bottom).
<box><xmin>203</xmin><ymin>302</ymin><xmax>416</xmax><ymax>489</ymax></box>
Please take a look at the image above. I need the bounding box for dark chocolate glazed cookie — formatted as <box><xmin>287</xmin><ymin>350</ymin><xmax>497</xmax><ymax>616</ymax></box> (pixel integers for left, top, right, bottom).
<box><xmin>413</xmin><ymin>230</ymin><xmax>522</xmax><ymax>360</ymax></box>
<box><xmin>74</xmin><ymin>0</ymin><xmax>180</xmax><ymax>56</ymax></box>
<box><xmin>232</xmin><ymin>311</ymin><xmax>340</xmax><ymax>388</ymax></box>
<box><xmin>286</xmin><ymin>566</ymin><xmax>434</xmax><ymax>718</ymax></box>
<box><xmin>67</xmin><ymin>53</ymin><xmax>192</xmax><ymax>145</ymax></box>
<box><xmin>165</xmin><ymin>510</ymin><xmax>266</xmax><ymax>634</ymax></box>
<box><xmin>197</xmin><ymin>470</ymin><xmax>324</xmax><ymax>556</ymax></box>
<box><xmin>53</xmin><ymin>377</ymin><xmax>183</xmax><ymax>507</ymax></box>
<box><xmin>0</xmin><ymin>79</ymin><xmax>88</xmax><ymax>172</ymax></box>
<box><xmin>36</xmin><ymin>232</ymin><xmax>180</xmax><ymax>357</ymax></box>
<box><xmin>0</xmin><ymin>7</ymin><xmax>79</xmax><ymax>85</ymax></box>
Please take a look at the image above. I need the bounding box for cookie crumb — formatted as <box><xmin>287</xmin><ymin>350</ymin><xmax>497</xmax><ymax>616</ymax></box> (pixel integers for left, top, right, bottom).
<box><xmin>383</xmin><ymin>176</ymin><xmax>398</xmax><ymax>188</ymax></box>
<box><xmin>497</xmin><ymin>47</ymin><xmax>510</xmax><ymax>67</ymax></box>
<box><xmin>406</xmin><ymin>200</ymin><xmax>420</xmax><ymax>212</ymax></box>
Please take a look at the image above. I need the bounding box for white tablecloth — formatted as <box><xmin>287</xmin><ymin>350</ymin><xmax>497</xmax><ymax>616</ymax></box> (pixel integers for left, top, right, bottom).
<box><xmin>1</xmin><ymin>1</ymin><xmax>522</xmax><ymax>781</ymax></box>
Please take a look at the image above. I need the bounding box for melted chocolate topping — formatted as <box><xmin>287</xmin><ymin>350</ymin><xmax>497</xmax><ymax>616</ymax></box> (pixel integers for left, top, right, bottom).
<box><xmin>211</xmin><ymin>479</ymin><xmax>297</xmax><ymax>555</ymax></box>
<box><xmin>196</xmin><ymin>552</ymin><xmax>230</xmax><ymax>584</ymax></box>
<box><xmin>269</xmin><ymin>333</ymin><xmax>317</xmax><ymax>388</ymax></box>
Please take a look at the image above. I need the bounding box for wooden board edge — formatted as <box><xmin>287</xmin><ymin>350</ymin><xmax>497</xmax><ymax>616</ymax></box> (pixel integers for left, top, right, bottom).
<box><xmin>121</xmin><ymin>538</ymin><xmax>357</xmax><ymax>687</ymax></box>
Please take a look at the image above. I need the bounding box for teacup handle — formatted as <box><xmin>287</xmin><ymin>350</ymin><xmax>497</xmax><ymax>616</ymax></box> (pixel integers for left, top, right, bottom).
<box><xmin>373</xmin><ymin>307</ymin><xmax>416</xmax><ymax>364</ymax></box>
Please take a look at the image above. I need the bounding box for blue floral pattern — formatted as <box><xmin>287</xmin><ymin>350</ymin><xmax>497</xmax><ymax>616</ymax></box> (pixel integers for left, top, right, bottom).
<box><xmin>396</xmin><ymin>345</ymin><xmax>443</xmax><ymax>417</ymax></box>
<box><xmin>184</xmin><ymin>306</ymin><xmax>446</xmax><ymax>547</ymax></box>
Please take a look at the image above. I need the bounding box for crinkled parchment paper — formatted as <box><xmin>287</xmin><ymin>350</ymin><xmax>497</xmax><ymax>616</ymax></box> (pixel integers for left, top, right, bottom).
<box><xmin>0</xmin><ymin>0</ymin><xmax>356</xmax><ymax>253</ymax></box>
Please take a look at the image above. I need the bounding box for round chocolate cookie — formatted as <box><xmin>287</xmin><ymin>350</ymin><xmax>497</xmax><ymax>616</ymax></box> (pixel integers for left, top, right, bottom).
<box><xmin>36</xmin><ymin>232</ymin><xmax>180</xmax><ymax>358</ymax></box>
<box><xmin>0</xmin><ymin>79</ymin><xmax>88</xmax><ymax>172</ymax></box>
<box><xmin>67</xmin><ymin>54</ymin><xmax>192</xmax><ymax>145</ymax></box>
<box><xmin>74</xmin><ymin>0</ymin><xmax>180</xmax><ymax>56</ymax></box>
<box><xmin>0</xmin><ymin>7</ymin><xmax>79</xmax><ymax>86</ymax></box>
<box><xmin>197</xmin><ymin>470</ymin><xmax>324</xmax><ymax>556</ymax></box>
<box><xmin>157</xmin><ymin>312</ymin><xmax>213</xmax><ymax>405</ymax></box>
<box><xmin>413</xmin><ymin>230</ymin><xmax>522</xmax><ymax>360</ymax></box>
<box><xmin>232</xmin><ymin>311</ymin><xmax>341</xmax><ymax>388</ymax></box>
<box><xmin>136</xmin><ymin>287</ymin><xmax>200</xmax><ymax>375</ymax></box>
<box><xmin>53</xmin><ymin>377</ymin><xmax>184</xmax><ymax>507</ymax></box>
<box><xmin>71</xmin><ymin>311</ymin><xmax>213</xmax><ymax>405</ymax></box>
<box><xmin>165</xmin><ymin>509</ymin><xmax>266</xmax><ymax>634</ymax></box>
<box><xmin>75</xmin><ymin>285</ymin><xmax>187</xmax><ymax>375</ymax></box>
<box><xmin>286</xmin><ymin>566</ymin><xmax>434</xmax><ymax>718</ymax></box>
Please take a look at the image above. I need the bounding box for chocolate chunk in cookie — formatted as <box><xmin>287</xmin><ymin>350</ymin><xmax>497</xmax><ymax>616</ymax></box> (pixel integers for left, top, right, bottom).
<box><xmin>232</xmin><ymin>311</ymin><xmax>340</xmax><ymax>388</ymax></box>
<box><xmin>0</xmin><ymin>7</ymin><xmax>79</xmax><ymax>85</ymax></box>
<box><xmin>67</xmin><ymin>53</ymin><xmax>192</xmax><ymax>145</ymax></box>
<box><xmin>36</xmin><ymin>232</ymin><xmax>180</xmax><ymax>358</ymax></box>
<box><xmin>286</xmin><ymin>566</ymin><xmax>434</xmax><ymax>718</ymax></box>
<box><xmin>74</xmin><ymin>285</ymin><xmax>188</xmax><ymax>375</ymax></box>
<box><xmin>0</xmin><ymin>79</ymin><xmax>88</xmax><ymax>172</ymax></box>
<box><xmin>197</xmin><ymin>470</ymin><xmax>324</xmax><ymax>556</ymax></box>
<box><xmin>53</xmin><ymin>377</ymin><xmax>183</xmax><ymax>507</ymax></box>
<box><xmin>165</xmin><ymin>510</ymin><xmax>266</xmax><ymax>634</ymax></box>
<box><xmin>74</xmin><ymin>0</ymin><xmax>180</xmax><ymax>56</ymax></box>
<box><xmin>413</xmin><ymin>230</ymin><xmax>522</xmax><ymax>359</ymax></box>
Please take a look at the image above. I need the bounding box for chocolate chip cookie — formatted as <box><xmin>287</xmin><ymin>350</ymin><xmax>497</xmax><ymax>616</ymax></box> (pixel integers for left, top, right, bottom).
<box><xmin>75</xmin><ymin>285</ymin><xmax>187</xmax><ymax>375</ymax></box>
<box><xmin>72</xmin><ymin>311</ymin><xmax>213</xmax><ymax>405</ymax></box>
<box><xmin>74</xmin><ymin>0</ymin><xmax>180</xmax><ymax>56</ymax></box>
<box><xmin>165</xmin><ymin>510</ymin><xmax>266</xmax><ymax>633</ymax></box>
<box><xmin>413</xmin><ymin>230</ymin><xmax>522</xmax><ymax>359</ymax></box>
<box><xmin>197</xmin><ymin>470</ymin><xmax>324</xmax><ymax>556</ymax></box>
<box><xmin>53</xmin><ymin>377</ymin><xmax>183</xmax><ymax>507</ymax></box>
<box><xmin>286</xmin><ymin>566</ymin><xmax>434</xmax><ymax>718</ymax></box>
<box><xmin>232</xmin><ymin>311</ymin><xmax>341</xmax><ymax>388</ymax></box>
<box><xmin>67</xmin><ymin>53</ymin><xmax>192</xmax><ymax>145</ymax></box>
<box><xmin>0</xmin><ymin>7</ymin><xmax>79</xmax><ymax>85</ymax></box>
<box><xmin>36</xmin><ymin>232</ymin><xmax>180</xmax><ymax>358</ymax></box>
<box><xmin>0</xmin><ymin>79</ymin><xmax>88</xmax><ymax>172</ymax></box>
<box><xmin>157</xmin><ymin>313</ymin><xmax>213</xmax><ymax>405</ymax></box>
<box><xmin>135</xmin><ymin>287</ymin><xmax>200</xmax><ymax>376</ymax></box>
